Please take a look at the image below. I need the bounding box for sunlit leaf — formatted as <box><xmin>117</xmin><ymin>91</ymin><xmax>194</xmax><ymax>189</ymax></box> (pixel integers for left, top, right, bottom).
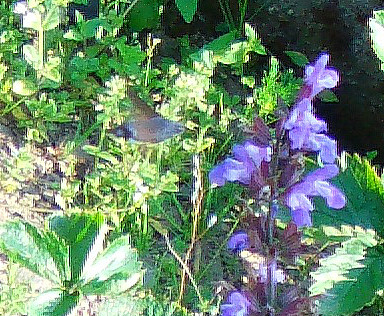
<box><xmin>175</xmin><ymin>0</ymin><xmax>198</xmax><ymax>23</ymax></box>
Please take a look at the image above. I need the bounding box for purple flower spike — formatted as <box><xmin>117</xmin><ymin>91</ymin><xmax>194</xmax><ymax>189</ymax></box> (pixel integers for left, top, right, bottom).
<box><xmin>209</xmin><ymin>158</ymin><xmax>255</xmax><ymax>187</ymax></box>
<box><xmin>209</xmin><ymin>140</ymin><xmax>271</xmax><ymax>187</ymax></box>
<box><xmin>227</xmin><ymin>232</ymin><xmax>249</xmax><ymax>252</ymax></box>
<box><xmin>284</xmin><ymin>87</ymin><xmax>338</xmax><ymax>163</ymax></box>
<box><xmin>285</xmin><ymin>164</ymin><xmax>346</xmax><ymax>227</ymax></box>
<box><xmin>221</xmin><ymin>291</ymin><xmax>251</xmax><ymax>316</ymax></box>
<box><xmin>304</xmin><ymin>53</ymin><xmax>339</xmax><ymax>98</ymax></box>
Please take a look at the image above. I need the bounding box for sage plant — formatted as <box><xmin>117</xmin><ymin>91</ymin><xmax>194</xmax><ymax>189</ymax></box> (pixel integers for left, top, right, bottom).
<box><xmin>209</xmin><ymin>53</ymin><xmax>346</xmax><ymax>316</ymax></box>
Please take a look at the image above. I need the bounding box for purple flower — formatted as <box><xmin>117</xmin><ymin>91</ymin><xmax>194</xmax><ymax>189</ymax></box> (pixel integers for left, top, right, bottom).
<box><xmin>256</xmin><ymin>259</ymin><xmax>286</xmax><ymax>284</ymax></box>
<box><xmin>284</xmin><ymin>99</ymin><xmax>328</xmax><ymax>135</ymax></box>
<box><xmin>307</xmin><ymin>134</ymin><xmax>338</xmax><ymax>163</ymax></box>
<box><xmin>209</xmin><ymin>140</ymin><xmax>271</xmax><ymax>187</ymax></box>
<box><xmin>304</xmin><ymin>53</ymin><xmax>339</xmax><ymax>98</ymax></box>
<box><xmin>285</xmin><ymin>164</ymin><xmax>346</xmax><ymax>227</ymax></box>
<box><xmin>227</xmin><ymin>232</ymin><xmax>249</xmax><ymax>252</ymax></box>
<box><xmin>221</xmin><ymin>291</ymin><xmax>251</xmax><ymax>316</ymax></box>
<box><xmin>284</xmin><ymin>97</ymin><xmax>338</xmax><ymax>163</ymax></box>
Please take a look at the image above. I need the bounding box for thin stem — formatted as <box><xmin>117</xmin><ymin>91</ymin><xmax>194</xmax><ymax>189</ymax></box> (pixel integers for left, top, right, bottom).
<box><xmin>218</xmin><ymin>0</ymin><xmax>232</xmax><ymax>32</ymax></box>
<box><xmin>178</xmin><ymin>154</ymin><xmax>203</xmax><ymax>305</ymax></box>
<box><xmin>38</xmin><ymin>25</ymin><xmax>44</xmax><ymax>79</ymax></box>
<box><xmin>224</xmin><ymin>0</ymin><xmax>235</xmax><ymax>32</ymax></box>
<box><xmin>164</xmin><ymin>233</ymin><xmax>204</xmax><ymax>305</ymax></box>
<box><xmin>239</xmin><ymin>0</ymin><xmax>248</xmax><ymax>33</ymax></box>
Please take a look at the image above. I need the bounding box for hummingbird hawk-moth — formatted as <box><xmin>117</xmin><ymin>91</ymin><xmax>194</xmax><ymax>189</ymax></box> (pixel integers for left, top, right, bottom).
<box><xmin>108</xmin><ymin>89</ymin><xmax>184</xmax><ymax>143</ymax></box>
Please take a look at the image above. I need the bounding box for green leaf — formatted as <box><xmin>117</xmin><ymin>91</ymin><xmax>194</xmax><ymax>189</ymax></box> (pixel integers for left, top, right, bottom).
<box><xmin>42</xmin><ymin>6</ymin><xmax>60</xmax><ymax>31</ymax></box>
<box><xmin>22</xmin><ymin>44</ymin><xmax>41</xmax><ymax>69</ymax></box>
<box><xmin>366</xmin><ymin>150</ymin><xmax>378</xmax><ymax>161</ymax></box>
<box><xmin>82</xmin><ymin>145</ymin><xmax>120</xmax><ymax>165</ymax></box>
<box><xmin>285</xmin><ymin>50</ymin><xmax>309</xmax><ymax>67</ymax></box>
<box><xmin>244</xmin><ymin>23</ymin><xmax>266</xmax><ymax>55</ymax></box>
<box><xmin>204</xmin><ymin>31</ymin><xmax>237</xmax><ymax>53</ymax></box>
<box><xmin>241</xmin><ymin>76</ymin><xmax>255</xmax><ymax>88</ymax></box>
<box><xmin>79</xmin><ymin>235</ymin><xmax>143</xmax><ymax>295</ymax></box>
<box><xmin>175</xmin><ymin>0</ymin><xmax>198</xmax><ymax>23</ymax></box>
<box><xmin>312</xmin><ymin>153</ymin><xmax>384</xmax><ymax>238</ymax></box>
<box><xmin>317</xmin><ymin>89</ymin><xmax>339</xmax><ymax>102</ymax></box>
<box><xmin>369</xmin><ymin>10</ymin><xmax>384</xmax><ymax>69</ymax></box>
<box><xmin>0</xmin><ymin>220</ymin><xmax>65</xmax><ymax>284</ymax></box>
<box><xmin>310</xmin><ymin>225</ymin><xmax>377</xmax><ymax>296</ymax></box>
<box><xmin>63</xmin><ymin>28</ymin><xmax>84</xmax><ymax>41</ymax></box>
<box><xmin>43</xmin><ymin>56</ymin><xmax>61</xmax><ymax>83</ymax></box>
<box><xmin>218</xmin><ymin>40</ymin><xmax>248</xmax><ymax>65</ymax></box>
<box><xmin>128</xmin><ymin>0</ymin><xmax>159</xmax><ymax>31</ymax></box>
<box><xmin>115</xmin><ymin>41</ymin><xmax>146</xmax><ymax>65</ymax></box>
<box><xmin>316</xmin><ymin>246</ymin><xmax>384</xmax><ymax>316</ymax></box>
<box><xmin>49</xmin><ymin>213</ymin><xmax>106</xmax><ymax>283</ymax></box>
<box><xmin>28</xmin><ymin>289</ymin><xmax>79</xmax><ymax>316</ymax></box>
<box><xmin>159</xmin><ymin>171</ymin><xmax>179</xmax><ymax>192</ymax></box>
<box><xmin>82</xmin><ymin>18</ymin><xmax>111</xmax><ymax>38</ymax></box>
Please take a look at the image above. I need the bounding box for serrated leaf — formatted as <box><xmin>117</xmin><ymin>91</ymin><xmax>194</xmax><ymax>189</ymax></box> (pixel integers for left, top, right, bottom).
<box><xmin>28</xmin><ymin>289</ymin><xmax>79</xmax><ymax>316</ymax></box>
<box><xmin>49</xmin><ymin>213</ymin><xmax>106</xmax><ymax>283</ymax></box>
<box><xmin>79</xmin><ymin>235</ymin><xmax>143</xmax><ymax>295</ymax></box>
<box><xmin>175</xmin><ymin>0</ymin><xmax>198</xmax><ymax>23</ymax></box>
<box><xmin>316</xmin><ymin>246</ymin><xmax>384</xmax><ymax>316</ymax></box>
<box><xmin>312</xmin><ymin>153</ymin><xmax>384</xmax><ymax>238</ymax></box>
<box><xmin>0</xmin><ymin>220</ymin><xmax>64</xmax><ymax>284</ymax></box>
<box><xmin>310</xmin><ymin>225</ymin><xmax>377</xmax><ymax>296</ymax></box>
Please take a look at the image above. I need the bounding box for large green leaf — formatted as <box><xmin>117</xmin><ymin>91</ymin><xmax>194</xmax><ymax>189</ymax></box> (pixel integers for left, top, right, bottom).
<box><xmin>0</xmin><ymin>220</ymin><xmax>67</xmax><ymax>284</ymax></box>
<box><xmin>128</xmin><ymin>0</ymin><xmax>159</xmax><ymax>31</ymax></box>
<box><xmin>28</xmin><ymin>289</ymin><xmax>79</xmax><ymax>316</ymax></box>
<box><xmin>316</xmin><ymin>246</ymin><xmax>384</xmax><ymax>315</ymax></box>
<box><xmin>312</xmin><ymin>153</ymin><xmax>384</xmax><ymax>237</ymax></box>
<box><xmin>79</xmin><ymin>235</ymin><xmax>143</xmax><ymax>295</ymax></box>
<box><xmin>49</xmin><ymin>213</ymin><xmax>106</xmax><ymax>283</ymax></box>
<box><xmin>310</xmin><ymin>225</ymin><xmax>377</xmax><ymax>296</ymax></box>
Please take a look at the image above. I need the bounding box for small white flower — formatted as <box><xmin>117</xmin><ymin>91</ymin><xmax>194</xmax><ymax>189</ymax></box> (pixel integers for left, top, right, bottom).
<box><xmin>23</xmin><ymin>10</ymin><xmax>40</xmax><ymax>28</ymax></box>
<box><xmin>13</xmin><ymin>1</ymin><xmax>41</xmax><ymax>30</ymax></box>
<box><xmin>13</xmin><ymin>1</ymin><xmax>28</xmax><ymax>14</ymax></box>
